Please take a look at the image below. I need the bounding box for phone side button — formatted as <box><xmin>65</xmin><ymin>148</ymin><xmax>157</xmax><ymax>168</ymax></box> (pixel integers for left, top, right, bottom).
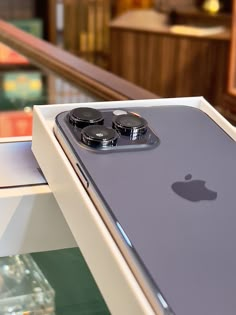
<box><xmin>76</xmin><ymin>163</ymin><xmax>89</xmax><ymax>189</ymax></box>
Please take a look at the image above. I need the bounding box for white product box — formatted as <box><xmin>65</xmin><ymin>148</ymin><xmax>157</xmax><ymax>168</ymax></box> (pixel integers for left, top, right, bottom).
<box><xmin>0</xmin><ymin>137</ymin><xmax>76</xmax><ymax>257</ymax></box>
<box><xmin>32</xmin><ymin>97</ymin><xmax>236</xmax><ymax>315</ymax></box>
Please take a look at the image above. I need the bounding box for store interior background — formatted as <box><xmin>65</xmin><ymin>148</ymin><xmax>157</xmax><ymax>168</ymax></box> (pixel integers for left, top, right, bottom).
<box><xmin>0</xmin><ymin>0</ymin><xmax>235</xmax><ymax>138</ymax></box>
<box><xmin>0</xmin><ymin>1</ymin><xmax>235</xmax><ymax>315</ymax></box>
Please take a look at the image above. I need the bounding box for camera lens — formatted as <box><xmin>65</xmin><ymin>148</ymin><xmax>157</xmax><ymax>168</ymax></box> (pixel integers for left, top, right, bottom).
<box><xmin>81</xmin><ymin>125</ymin><xmax>119</xmax><ymax>148</ymax></box>
<box><xmin>113</xmin><ymin>113</ymin><xmax>148</xmax><ymax>139</ymax></box>
<box><xmin>69</xmin><ymin>107</ymin><xmax>104</xmax><ymax>128</ymax></box>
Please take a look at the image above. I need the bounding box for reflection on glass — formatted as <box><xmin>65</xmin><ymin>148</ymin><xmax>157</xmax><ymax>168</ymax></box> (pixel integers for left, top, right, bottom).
<box><xmin>116</xmin><ymin>221</ymin><xmax>133</xmax><ymax>247</ymax></box>
<box><xmin>47</xmin><ymin>75</ymin><xmax>100</xmax><ymax>104</ymax></box>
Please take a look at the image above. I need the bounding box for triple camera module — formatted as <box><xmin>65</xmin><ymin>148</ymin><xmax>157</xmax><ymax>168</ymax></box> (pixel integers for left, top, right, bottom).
<box><xmin>67</xmin><ymin>107</ymin><xmax>159</xmax><ymax>151</ymax></box>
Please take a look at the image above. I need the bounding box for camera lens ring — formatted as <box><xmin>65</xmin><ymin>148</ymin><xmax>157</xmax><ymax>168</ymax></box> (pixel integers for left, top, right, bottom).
<box><xmin>69</xmin><ymin>107</ymin><xmax>104</xmax><ymax>128</ymax></box>
<box><xmin>81</xmin><ymin>125</ymin><xmax>119</xmax><ymax>148</ymax></box>
<box><xmin>113</xmin><ymin>113</ymin><xmax>148</xmax><ymax>139</ymax></box>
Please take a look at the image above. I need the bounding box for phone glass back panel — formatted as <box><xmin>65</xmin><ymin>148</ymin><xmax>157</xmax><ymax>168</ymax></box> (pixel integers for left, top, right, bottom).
<box><xmin>55</xmin><ymin>106</ymin><xmax>236</xmax><ymax>315</ymax></box>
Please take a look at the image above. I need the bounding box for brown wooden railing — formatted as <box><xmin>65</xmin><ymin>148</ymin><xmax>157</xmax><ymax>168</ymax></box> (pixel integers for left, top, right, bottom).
<box><xmin>0</xmin><ymin>19</ymin><xmax>157</xmax><ymax>101</ymax></box>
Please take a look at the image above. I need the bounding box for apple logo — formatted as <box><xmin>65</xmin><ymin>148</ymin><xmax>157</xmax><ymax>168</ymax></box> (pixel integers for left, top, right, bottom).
<box><xmin>171</xmin><ymin>174</ymin><xmax>217</xmax><ymax>202</ymax></box>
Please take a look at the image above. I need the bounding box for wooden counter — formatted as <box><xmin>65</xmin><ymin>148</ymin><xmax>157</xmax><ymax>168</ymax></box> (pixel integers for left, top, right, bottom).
<box><xmin>110</xmin><ymin>10</ymin><xmax>230</xmax><ymax>107</ymax></box>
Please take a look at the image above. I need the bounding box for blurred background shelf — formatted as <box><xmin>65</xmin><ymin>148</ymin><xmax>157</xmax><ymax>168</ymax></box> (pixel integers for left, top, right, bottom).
<box><xmin>0</xmin><ymin>0</ymin><xmax>56</xmax><ymax>42</ymax></box>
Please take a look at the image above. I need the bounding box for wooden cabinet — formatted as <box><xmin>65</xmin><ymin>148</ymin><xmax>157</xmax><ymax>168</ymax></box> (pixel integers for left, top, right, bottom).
<box><xmin>109</xmin><ymin>9</ymin><xmax>230</xmax><ymax>108</ymax></box>
<box><xmin>224</xmin><ymin>0</ymin><xmax>236</xmax><ymax>123</ymax></box>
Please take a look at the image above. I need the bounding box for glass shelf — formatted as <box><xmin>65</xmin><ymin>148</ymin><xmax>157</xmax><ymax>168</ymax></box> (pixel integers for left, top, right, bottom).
<box><xmin>0</xmin><ymin>254</ymin><xmax>55</xmax><ymax>315</ymax></box>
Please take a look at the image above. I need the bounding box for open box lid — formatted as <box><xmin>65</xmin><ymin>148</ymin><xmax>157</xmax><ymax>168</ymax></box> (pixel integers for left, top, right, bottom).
<box><xmin>32</xmin><ymin>97</ymin><xmax>236</xmax><ymax>315</ymax></box>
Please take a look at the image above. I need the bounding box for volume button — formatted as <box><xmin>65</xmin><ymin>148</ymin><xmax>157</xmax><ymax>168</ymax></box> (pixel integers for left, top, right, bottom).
<box><xmin>76</xmin><ymin>163</ymin><xmax>89</xmax><ymax>188</ymax></box>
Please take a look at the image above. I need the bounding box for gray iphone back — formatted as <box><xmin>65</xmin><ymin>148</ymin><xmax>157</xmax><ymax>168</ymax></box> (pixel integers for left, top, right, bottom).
<box><xmin>56</xmin><ymin>106</ymin><xmax>236</xmax><ymax>315</ymax></box>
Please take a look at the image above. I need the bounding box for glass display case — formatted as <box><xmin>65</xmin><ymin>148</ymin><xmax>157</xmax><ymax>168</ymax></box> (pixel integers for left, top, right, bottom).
<box><xmin>0</xmin><ymin>254</ymin><xmax>55</xmax><ymax>315</ymax></box>
<box><xmin>0</xmin><ymin>19</ymin><xmax>156</xmax><ymax>314</ymax></box>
